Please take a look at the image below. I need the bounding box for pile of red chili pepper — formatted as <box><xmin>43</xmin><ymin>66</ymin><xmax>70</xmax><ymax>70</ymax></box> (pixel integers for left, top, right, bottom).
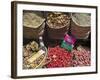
<box><xmin>46</xmin><ymin>46</ymin><xmax>73</xmax><ymax>68</ymax></box>
<box><xmin>46</xmin><ymin>45</ymin><xmax>91</xmax><ymax>68</ymax></box>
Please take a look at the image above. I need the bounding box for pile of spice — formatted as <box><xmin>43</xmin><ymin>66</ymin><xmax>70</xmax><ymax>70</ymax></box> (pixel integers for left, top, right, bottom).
<box><xmin>23</xmin><ymin>41</ymin><xmax>46</xmax><ymax>69</ymax></box>
<box><xmin>47</xmin><ymin>12</ymin><xmax>70</xmax><ymax>29</ymax></box>
<box><xmin>72</xmin><ymin>13</ymin><xmax>91</xmax><ymax>26</ymax></box>
<box><xmin>46</xmin><ymin>46</ymin><xmax>73</xmax><ymax>68</ymax></box>
<box><xmin>72</xmin><ymin>46</ymin><xmax>91</xmax><ymax>67</ymax></box>
<box><xmin>23</xmin><ymin>11</ymin><xmax>45</xmax><ymax>28</ymax></box>
<box><xmin>46</xmin><ymin>45</ymin><xmax>91</xmax><ymax>68</ymax></box>
<box><xmin>23</xmin><ymin>41</ymin><xmax>39</xmax><ymax>58</ymax></box>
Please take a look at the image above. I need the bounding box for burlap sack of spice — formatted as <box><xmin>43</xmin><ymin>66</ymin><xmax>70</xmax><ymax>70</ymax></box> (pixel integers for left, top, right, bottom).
<box><xmin>71</xmin><ymin>13</ymin><xmax>91</xmax><ymax>39</ymax></box>
<box><xmin>23</xmin><ymin>11</ymin><xmax>45</xmax><ymax>39</ymax></box>
<box><xmin>46</xmin><ymin>12</ymin><xmax>71</xmax><ymax>39</ymax></box>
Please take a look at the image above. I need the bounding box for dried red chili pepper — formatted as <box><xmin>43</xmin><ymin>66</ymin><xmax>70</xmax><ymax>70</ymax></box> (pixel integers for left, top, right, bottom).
<box><xmin>46</xmin><ymin>46</ymin><xmax>73</xmax><ymax>68</ymax></box>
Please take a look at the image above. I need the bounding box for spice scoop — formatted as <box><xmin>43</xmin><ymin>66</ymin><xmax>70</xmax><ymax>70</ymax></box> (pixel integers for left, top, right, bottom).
<box><xmin>39</xmin><ymin>36</ymin><xmax>47</xmax><ymax>52</ymax></box>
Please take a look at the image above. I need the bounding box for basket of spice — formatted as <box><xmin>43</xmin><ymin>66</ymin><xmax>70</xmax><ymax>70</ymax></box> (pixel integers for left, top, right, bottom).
<box><xmin>23</xmin><ymin>11</ymin><xmax>45</xmax><ymax>39</ymax></box>
<box><xmin>23</xmin><ymin>41</ymin><xmax>48</xmax><ymax>69</ymax></box>
<box><xmin>71</xmin><ymin>13</ymin><xmax>91</xmax><ymax>39</ymax></box>
<box><xmin>46</xmin><ymin>12</ymin><xmax>71</xmax><ymax>39</ymax></box>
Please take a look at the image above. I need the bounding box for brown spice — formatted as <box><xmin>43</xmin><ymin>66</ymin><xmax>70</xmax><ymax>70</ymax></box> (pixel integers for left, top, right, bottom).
<box><xmin>47</xmin><ymin>12</ymin><xmax>70</xmax><ymax>29</ymax></box>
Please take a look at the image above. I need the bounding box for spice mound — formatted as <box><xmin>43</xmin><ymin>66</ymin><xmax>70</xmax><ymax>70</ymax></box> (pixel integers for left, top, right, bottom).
<box><xmin>72</xmin><ymin>13</ymin><xmax>91</xmax><ymax>27</ymax></box>
<box><xmin>47</xmin><ymin>12</ymin><xmax>70</xmax><ymax>29</ymax></box>
<box><xmin>46</xmin><ymin>46</ymin><xmax>73</xmax><ymax>68</ymax></box>
<box><xmin>23</xmin><ymin>41</ymin><xmax>46</xmax><ymax>69</ymax></box>
<box><xmin>72</xmin><ymin>46</ymin><xmax>91</xmax><ymax>67</ymax></box>
<box><xmin>23</xmin><ymin>11</ymin><xmax>45</xmax><ymax>28</ymax></box>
